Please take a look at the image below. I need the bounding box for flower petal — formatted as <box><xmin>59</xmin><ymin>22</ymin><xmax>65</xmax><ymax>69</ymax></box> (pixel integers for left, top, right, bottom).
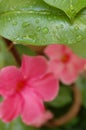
<box><xmin>31</xmin><ymin>111</ymin><xmax>53</xmax><ymax>127</ymax></box>
<box><xmin>0</xmin><ymin>94</ymin><xmax>23</xmax><ymax>122</ymax></box>
<box><xmin>44</xmin><ymin>44</ymin><xmax>71</xmax><ymax>60</ymax></box>
<box><xmin>60</xmin><ymin>64</ymin><xmax>78</xmax><ymax>84</ymax></box>
<box><xmin>48</xmin><ymin>60</ymin><xmax>64</xmax><ymax>78</ymax></box>
<box><xmin>20</xmin><ymin>55</ymin><xmax>48</xmax><ymax>79</ymax></box>
<box><xmin>21</xmin><ymin>88</ymin><xmax>45</xmax><ymax>125</ymax></box>
<box><xmin>0</xmin><ymin>66</ymin><xmax>23</xmax><ymax>97</ymax></box>
<box><xmin>32</xmin><ymin>73</ymin><xmax>59</xmax><ymax>102</ymax></box>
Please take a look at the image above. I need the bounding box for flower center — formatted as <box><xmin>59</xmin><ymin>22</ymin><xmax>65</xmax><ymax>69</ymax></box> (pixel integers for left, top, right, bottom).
<box><xmin>61</xmin><ymin>54</ymin><xmax>70</xmax><ymax>63</ymax></box>
<box><xmin>16</xmin><ymin>80</ymin><xmax>26</xmax><ymax>92</ymax></box>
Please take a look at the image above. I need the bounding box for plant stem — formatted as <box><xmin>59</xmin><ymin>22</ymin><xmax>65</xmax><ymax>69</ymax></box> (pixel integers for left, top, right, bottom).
<box><xmin>46</xmin><ymin>84</ymin><xmax>82</xmax><ymax>127</ymax></box>
<box><xmin>3</xmin><ymin>38</ymin><xmax>21</xmax><ymax>65</ymax></box>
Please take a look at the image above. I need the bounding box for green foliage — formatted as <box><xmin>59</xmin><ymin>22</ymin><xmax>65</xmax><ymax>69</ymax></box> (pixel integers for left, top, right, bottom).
<box><xmin>0</xmin><ymin>37</ymin><xmax>7</xmax><ymax>51</ymax></box>
<box><xmin>0</xmin><ymin>1</ymin><xmax>86</xmax><ymax>130</ymax></box>
<box><xmin>0</xmin><ymin>0</ymin><xmax>85</xmax><ymax>57</ymax></box>
<box><xmin>0</xmin><ymin>38</ymin><xmax>36</xmax><ymax>67</ymax></box>
<box><xmin>15</xmin><ymin>44</ymin><xmax>36</xmax><ymax>58</ymax></box>
<box><xmin>40</xmin><ymin>106</ymin><xmax>86</xmax><ymax>130</ymax></box>
<box><xmin>0</xmin><ymin>38</ymin><xmax>17</xmax><ymax>68</ymax></box>
<box><xmin>43</xmin><ymin>0</ymin><xmax>86</xmax><ymax>20</ymax></box>
<box><xmin>0</xmin><ymin>51</ymin><xmax>17</xmax><ymax>68</ymax></box>
<box><xmin>0</xmin><ymin>118</ymin><xmax>38</xmax><ymax>130</ymax></box>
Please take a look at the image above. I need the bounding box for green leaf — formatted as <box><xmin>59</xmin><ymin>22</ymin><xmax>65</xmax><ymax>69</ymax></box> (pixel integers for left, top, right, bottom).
<box><xmin>76</xmin><ymin>74</ymin><xmax>86</xmax><ymax>108</ymax></box>
<box><xmin>0</xmin><ymin>37</ymin><xmax>7</xmax><ymax>51</ymax></box>
<box><xmin>43</xmin><ymin>0</ymin><xmax>86</xmax><ymax>20</ymax></box>
<box><xmin>15</xmin><ymin>44</ymin><xmax>36</xmax><ymax>58</ymax></box>
<box><xmin>0</xmin><ymin>37</ymin><xmax>17</xmax><ymax>67</ymax></box>
<box><xmin>0</xmin><ymin>0</ymin><xmax>86</xmax><ymax>50</ymax></box>
<box><xmin>0</xmin><ymin>51</ymin><xmax>17</xmax><ymax>68</ymax></box>
<box><xmin>47</xmin><ymin>85</ymin><xmax>72</xmax><ymax>107</ymax></box>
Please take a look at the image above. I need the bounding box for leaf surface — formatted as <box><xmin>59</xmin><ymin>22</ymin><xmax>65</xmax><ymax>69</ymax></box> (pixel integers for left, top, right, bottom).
<box><xmin>43</xmin><ymin>0</ymin><xmax>86</xmax><ymax>19</ymax></box>
<box><xmin>0</xmin><ymin>0</ymin><xmax>86</xmax><ymax>57</ymax></box>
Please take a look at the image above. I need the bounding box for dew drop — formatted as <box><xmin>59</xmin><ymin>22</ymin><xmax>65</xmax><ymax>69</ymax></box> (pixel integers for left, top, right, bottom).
<box><xmin>12</xmin><ymin>21</ymin><xmax>17</xmax><ymax>25</ymax></box>
<box><xmin>70</xmin><ymin>5</ymin><xmax>74</xmax><ymax>10</ymax></box>
<box><xmin>76</xmin><ymin>35</ymin><xmax>82</xmax><ymax>42</ymax></box>
<box><xmin>70</xmin><ymin>5</ymin><xmax>76</xmax><ymax>15</ymax></box>
<box><xmin>22</xmin><ymin>22</ymin><xmax>30</xmax><ymax>27</ymax></box>
<box><xmin>42</xmin><ymin>27</ymin><xmax>49</xmax><ymax>34</ymax></box>
<box><xmin>22</xmin><ymin>35</ymin><xmax>35</xmax><ymax>42</ymax></box>
<box><xmin>37</xmin><ymin>26</ymin><xmax>41</xmax><ymax>31</ymax></box>
<box><xmin>71</xmin><ymin>9</ymin><xmax>76</xmax><ymax>15</ymax></box>
<box><xmin>74</xmin><ymin>25</ymin><xmax>79</xmax><ymax>31</ymax></box>
<box><xmin>68</xmin><ymin>40</ymin><xmax>74</xmax><ymax>44</ymax></box>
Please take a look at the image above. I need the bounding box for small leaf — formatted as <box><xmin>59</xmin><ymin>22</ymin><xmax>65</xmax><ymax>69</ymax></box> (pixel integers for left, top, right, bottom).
<box><xmin>0</xmin><ymin>51</ymin><xmax>17</xmax><ymax>68</ymax></box>
<box><xmin>43</xmin><ymin>0</ymin><xmax>86</xmax><ymax>20</ymax></box>
<box><xmin>15</xmin><ymin>44</ymin><xmax>36</xmax><ymax>57</ymax></box>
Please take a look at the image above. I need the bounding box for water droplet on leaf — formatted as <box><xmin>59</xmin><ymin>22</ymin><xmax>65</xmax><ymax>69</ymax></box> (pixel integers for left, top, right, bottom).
<box><xmin>8</xmin><ymin>17</ymin><xmax>11</xmax><ymax>22</ymax></box>
<box><xmin>69</xmin><ymin>5</ymin><xmax>76</xmax><ymax>15</ymax></box>
<box><xmin>74</xmin><ymin>25</ymin><xmax>79</xmax><ymax>31</ymax></box>
<box><xmin>76</xmin><ymin>35</ymin><xmax>82</xmax><ymax>42</ymax></box>
<box><xmin>22</xmin><ymin>22</ymin><xmax>30</xmax><ymax>27</ymax></box>
<box><xmin>12</xmin><ymin>21</ymin><xmax>17</xmax><ymax>25</ymax></box>
<box><xmin>22</xmin><ymin>35</ymin><xmax>35</xmax><ymax>42</ymax></box>
<box><xmin>37</xmin><ymin>27</ymin><xmax>41</xmax><ymax>31</ymax></box>
<box><xmin>42</xmin><ymin>27</ymin><xmax>49</xmax><ymax>34</ymax></box>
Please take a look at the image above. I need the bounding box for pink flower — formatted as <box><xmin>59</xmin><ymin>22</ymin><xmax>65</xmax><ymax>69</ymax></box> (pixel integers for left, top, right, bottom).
<box><xmin>44</xmin><ymin>44</ymin><xmax>85</xmax><ymax>85</ymax></box>
<box><xmin>0</xmin><ymin>55</ymin><xmax>59</xmax><ymax>126</ymax></box>
<box><xmin>31</xmin><ymin>110</ymin><xmax>53</xmax><ymax>127</ymax></box>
